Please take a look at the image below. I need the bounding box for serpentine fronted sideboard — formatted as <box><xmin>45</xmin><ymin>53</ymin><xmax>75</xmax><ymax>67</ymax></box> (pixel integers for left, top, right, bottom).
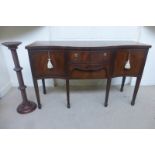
<box><xmin>25</xmin><ymin>41</ymin><xmax>151</xmax><ymax>109</ymax></box>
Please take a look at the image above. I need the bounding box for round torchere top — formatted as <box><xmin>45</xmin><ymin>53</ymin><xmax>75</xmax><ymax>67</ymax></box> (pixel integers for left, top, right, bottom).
<box><xmin>2</xmin><ymin>42</ymin><xmax>22</xmax><ymax>49</ymax></box>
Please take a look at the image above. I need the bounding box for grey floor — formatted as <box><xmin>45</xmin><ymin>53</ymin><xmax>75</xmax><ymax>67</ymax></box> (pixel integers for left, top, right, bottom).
<box><xmin>0</xmin><ymin>85</ymin><xmax>155</xmax><ymax>129</ymax></box>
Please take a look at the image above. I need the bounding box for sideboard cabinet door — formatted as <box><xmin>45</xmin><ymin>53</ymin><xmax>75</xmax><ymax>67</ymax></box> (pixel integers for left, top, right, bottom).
<box><xmin>113</xmin><ymin>49</ymin><xmax>147</xmax><ymax>77</ymax></box>
<box><xmin>29</xmin><ymin>51</ymin><xmax>65</xmax><ymax>78</ymax></box>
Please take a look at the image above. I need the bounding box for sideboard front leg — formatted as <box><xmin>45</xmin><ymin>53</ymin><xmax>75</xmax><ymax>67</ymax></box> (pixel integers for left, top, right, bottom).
<box><xmin>120</xmin><ymin>76</ymin><xmax>126</xmax><ymax>92</ymax></box>
<box><xmin>33</xmin><ymin>78</ymin><xmax>42</xmax><ymax>109</ymax></box>
<box><xmin>131</xmin><ymin>76</ymin><xmax>142</xmax><ymax>106</ymax></box>
<box><xmin>42</xmin><ymin>78</ymin><xmax>46</xmax><ymax>94</ymax></box>
<box><xmin>104</xmin><ymin>78</ymin><xmax>112</xmax><ymax>107</ymax></box>
<box><xmin>66</xmin><ymin>79</ymin><xmax>70</xmax><ymax>108</ymax></box>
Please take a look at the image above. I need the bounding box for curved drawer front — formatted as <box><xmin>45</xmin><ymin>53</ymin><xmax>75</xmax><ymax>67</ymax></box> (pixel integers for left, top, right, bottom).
<box><xmin>30</xmin><ymin>51</ymin><xmax>65</xmax><ymax>78</ymax></box>
<box><xmin>113</xmin><ymin>49</ymin><xmax>146</xmax><ymax>77</ymax></box>
<box><xmin>69</xmin><ymin>51</ymin><xmax>112</xmax><ymax>64</ymax></box>
<box><xmin>69</xmin><ymin>63</ymin><xmax>109</xmax><ymax>79</ymax></box>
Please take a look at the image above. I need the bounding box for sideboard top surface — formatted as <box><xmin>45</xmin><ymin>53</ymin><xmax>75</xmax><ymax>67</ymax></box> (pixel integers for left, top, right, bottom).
<box><xmin>26</xmin><ymin>41</ymin><xmax>151</xmax><ymax>50</ymax></box>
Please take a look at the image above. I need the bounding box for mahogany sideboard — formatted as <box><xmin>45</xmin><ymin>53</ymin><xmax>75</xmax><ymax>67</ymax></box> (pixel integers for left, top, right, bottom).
<box><xmin>26</xmin><ymin>41</ymin><xmax>151</xmax><ymax>109</ymax></box>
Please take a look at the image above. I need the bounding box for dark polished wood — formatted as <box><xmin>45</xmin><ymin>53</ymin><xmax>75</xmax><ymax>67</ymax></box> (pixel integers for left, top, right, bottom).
<box><xmin>26</xmin><ymin>41</ymin><xmax>151</xmax><ymax>108</ymax></box>
<box><xmin>33</xmin><ymin>78</ymin><xmax>41</xmax><ymax>109</ymax></box>
<box><xmin>26</xmin><ymin>41</ymin><xmax>151</xmax><ymax>50</ymax></box>
<box><xmin>42</xmin><ymin>79</ymin><xmax>46</xmax><ymax>94</ymax></box>
<box><xmin>131</xmin><ymin>49</ymin><xmax>149</xmax><ymax>105</ymax></box>
<box><xmin>104</xmin><ymin>78</ymin><xmax>112</xmax><ymax>107</ymax></box>
<box><xmin>66</xmin><ymin>79</ymin><xmax>70</xmax><ymax>108</ymax></box>
<box><xmin>131</xmin><ymin>76</ymin><xmax>142</xmax><ymax>106</ymax></box>
<box><xmin>2</xmin><ymin>42</ymin><xmax>37</xmax><ymax>114</ymax></box>
<box><xmin>30</xmin><ymin>51</ymin><xmax>65</xmax><ymax>78</ymax></box>
<box><xmin>113</xmin><ymin>49</ymin><xmax>146</xmax><ymax>77</ymax></box>
<box><xmin>120</xmin><ymin>76</ymin><xmax>126</xmax><ymax>92</ymax></box>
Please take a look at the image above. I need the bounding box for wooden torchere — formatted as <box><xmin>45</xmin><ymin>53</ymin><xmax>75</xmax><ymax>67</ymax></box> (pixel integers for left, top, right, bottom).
<box><xmin>2</xmin><ymin>42</ymin><xmax>37</xmax><ymax>114</ymax></box>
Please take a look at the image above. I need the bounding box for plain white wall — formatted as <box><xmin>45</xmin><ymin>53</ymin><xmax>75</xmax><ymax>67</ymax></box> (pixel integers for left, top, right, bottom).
<box><xmin>2</xmin><ymin>26</ymin><xmax>151</xmax><ymax>88</ymax></box>
<box><xmin>0</xmin><ymin>45</ymin><xmax>11</xmax><ymax>97</ymax></box>
<box><xmin>0</xmin><ymin>26</ymin><xmax>51</xmax><ymax>88</ymax></box>
<box><xmin>136</xmin><ymin>27</ymin><xmax>155</xmax><ymax>85</ymax></box>
<box><xmin>49</xmin><ymin>26</ymin><xmax>139</xmax><ymax>40</ymax></box>
<box><xmin>130</xmin><ymin>27</ymin><xmax>155</xmax><ymax>86</ymax></box>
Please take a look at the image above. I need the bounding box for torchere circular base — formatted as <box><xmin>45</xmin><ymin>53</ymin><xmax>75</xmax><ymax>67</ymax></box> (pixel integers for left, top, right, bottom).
<box><xmin>17</xmin><ymin>101</ymin><xmax>37</xmax><ymax>114</ymax></box>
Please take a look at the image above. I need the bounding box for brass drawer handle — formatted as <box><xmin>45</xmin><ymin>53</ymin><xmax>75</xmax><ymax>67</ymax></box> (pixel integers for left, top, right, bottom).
<box><xmin>74</xmin><ymin>64</ymin><xmax>104</xmax><ymax>71</ymax></box>
<box><xmin>104</xmin><ymin>52</ymin><xmax>107</xmax><ymax>56</ymax></box>
<box><xmin>74</xmin><ymin>53</ymin><xmax>79</xmax><ymax>58</ymax></box>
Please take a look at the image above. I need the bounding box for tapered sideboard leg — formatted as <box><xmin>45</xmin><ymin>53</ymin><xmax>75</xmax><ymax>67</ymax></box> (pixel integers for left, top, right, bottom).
<box><xmin>66</xmin><ymin>79</ymin><xmax>70</xmax><ymax>108</ymax></box>
<box><xmin>42</xmin><ymin>78</ymin><xmax>46</xmax><ymax>94</ymax></box>
<box><xmin>104</xmin><ymin>78</ymin><xmax>112</xmax><ymax>107</ymax></box>
<box><xmin>33</xmin><ymin>78</ymin><xmax>42</xmax><ymax>109</ymax></box>
<box><xmin>131</xmin><ymin>76</ymin><xmax>142</xmax><ymax>106</ymax></box>
<box><xmin>120</xmin><ymin>76</ymin><xmax>126</xmax><ymax>92</ymax></box>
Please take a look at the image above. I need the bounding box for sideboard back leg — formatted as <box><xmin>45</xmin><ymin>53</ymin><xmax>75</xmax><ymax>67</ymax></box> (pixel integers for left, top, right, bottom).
<box><xmin>66</xmin><ymin>79</ymin><xmax>70</xmax><ymax>108</ymax></box>
<box><xmin>42</xmin><ymin>78</ymin><xmax>46</xmax><ymax>94</ymax></box>
<box><xmin>120</xmin><ymin>76</ymin><xmax>126</xmax><ymax>92</ymax></box>
<box><xmin>33</xmin><ymin>78</ymin><xmax>42</xmax><ymax>109</ymax></box>
<box><xmin>131</xmin><ymin>76</ymin><xmax>142</xmax><ymax>106</ymax></box>
<box><xmin>104</xmin><ymin>78</ymin><xmax>112</xmax><ymax>107</ymax></box>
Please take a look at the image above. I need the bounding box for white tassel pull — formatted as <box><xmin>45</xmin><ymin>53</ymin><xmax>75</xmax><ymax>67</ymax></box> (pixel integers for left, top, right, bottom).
<box><xmin>124</xmin><ymin>52</ymin><xmax>131</xmax><ymax>70</ymax></box>
<box><xmin>47</xmin><ymin>51</ymin><xmax>53</xmax><ymax>69</ymax></box>
<box><xmin>47</xmin><ymin>58</ymin><xmax>53</xmax><ymax>69</ymax></box>
<box><xmin>125</xmin><ymin>59</ymin><xmax>131</xmax><ymax>69</ymax></box>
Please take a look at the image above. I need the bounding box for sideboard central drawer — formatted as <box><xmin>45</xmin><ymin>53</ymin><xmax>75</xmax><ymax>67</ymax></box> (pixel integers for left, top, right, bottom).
<box><xmin>69</xmin><ymin>51</ymin><xmax>111</xmax><ymax>64</ymax></box>
<box><xmin>69</xmin><ymin>63</ymin><xmax>109</xmax><ymax>79</ymax></box>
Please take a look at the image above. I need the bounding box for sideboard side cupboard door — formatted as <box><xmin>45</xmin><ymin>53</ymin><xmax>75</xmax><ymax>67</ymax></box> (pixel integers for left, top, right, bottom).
<box><xmin>26</xmin><ymin>41</ymin><xmax>151</xmax><ymax>109</ymax></box>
